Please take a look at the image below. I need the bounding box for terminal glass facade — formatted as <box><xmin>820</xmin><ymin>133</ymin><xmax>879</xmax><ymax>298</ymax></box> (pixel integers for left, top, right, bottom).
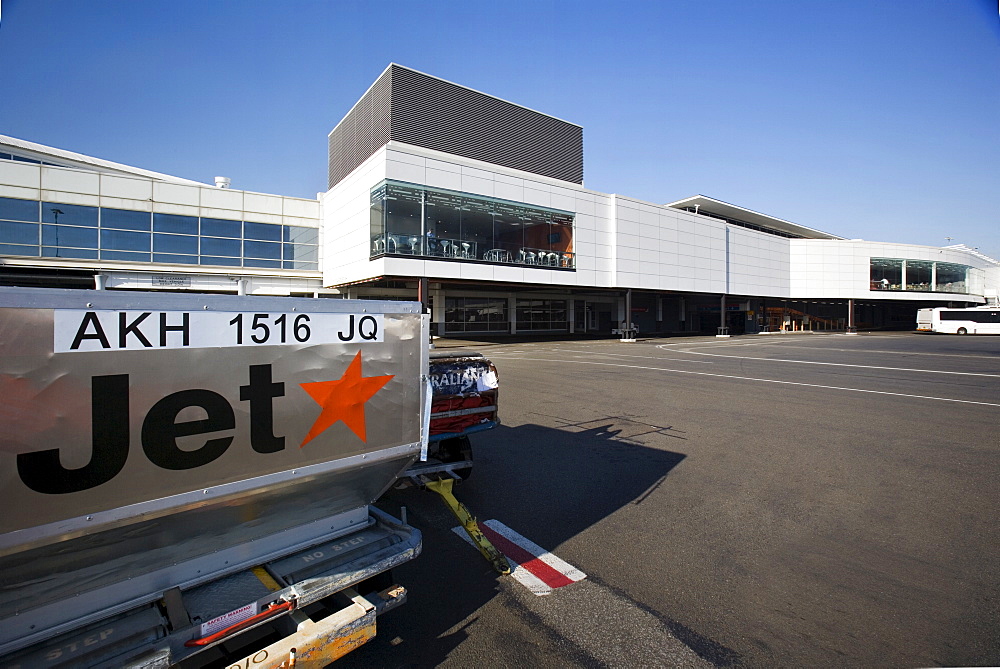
<box><xmin>371</xmin><ymin>181</ymin><xmax>575</xmax><ymax>268</ymax></box>
<box><xmin>0</xmin><ymin>197</ymin><xmax>319</xmax><ymax>270</ymax></box>
<box><xmin>870</xmin><ymin>258</ymin><xmax>969</xmax><ymax>293</ymax></box>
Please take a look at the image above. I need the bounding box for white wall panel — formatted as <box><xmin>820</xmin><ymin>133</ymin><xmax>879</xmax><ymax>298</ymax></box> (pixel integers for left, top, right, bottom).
<box><xmin>153</xmin><ymin>182</ymin><xmax>200</xmax><ymax>206</ymax></box>
<box><xmin>40</xmin><ymin>190</ymin><xmax>99</xmax><ymax>207</ymax></box>
<box><xmin>199</xmin><ymin>186</ymin><xmax>243</xmax><ymax>211</ymax></box>
<box><xmin>41</xmin><ymin>167</ymin><xmax>99</xmax><ymax>195</ymax></box>
<box><xmin>0</xmin><ymin>161</ymin><xmax>39</xmax><ymax>188</ymax></box>
<box><xmin>0</xmin><ymin>183</ymin><xmax>38</xmax><ymax>201</ymax></box>
<box><xmin>101</xmin><ymin>174</ymin><xmax>153</xmax><ymax>201</ymax></box>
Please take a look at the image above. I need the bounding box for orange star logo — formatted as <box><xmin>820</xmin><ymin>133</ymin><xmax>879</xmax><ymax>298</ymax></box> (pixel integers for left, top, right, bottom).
<box><xmin>299</xmin><ymin>351</ymin><xmax>394</xmax><ymax>447</ymax></box>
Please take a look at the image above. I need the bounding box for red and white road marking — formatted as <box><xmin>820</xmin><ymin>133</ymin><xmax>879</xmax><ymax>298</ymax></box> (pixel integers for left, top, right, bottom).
<box><xmin>453</xmin><ymin>519</ymin><xmax>586</xmax><ymax>595</ymax></box>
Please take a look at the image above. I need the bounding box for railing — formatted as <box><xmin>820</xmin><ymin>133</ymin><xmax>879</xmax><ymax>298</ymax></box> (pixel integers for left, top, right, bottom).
<box><xmin>372</xmin><ymin>236</ymin><xmax>575</xmax><ymax>269</ymax></box>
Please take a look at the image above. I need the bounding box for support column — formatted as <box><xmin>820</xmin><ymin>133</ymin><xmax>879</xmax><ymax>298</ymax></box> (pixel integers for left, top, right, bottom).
<box><xmin>846</xmin><ymin>299</ymin><xmax>857</xmax><ymax>335</ymax></box>
<box><xmin>621</xmin><ymin>289</ymin><xmax>636</xmax><ymax>341</ymax></box>
<box><xmin>717</xmin><ymin>294</ymin><xmax>730</xmax><ymax>337</ymax></box>
<box><xmin>509</xmin><ymin>295</ymin><xmax>517</xmax><ymax>335</ymax></box>
<box><xmin>568</xmin><ymin>298</ymin><xmax>575</xmax><ymax>334</ymax></box>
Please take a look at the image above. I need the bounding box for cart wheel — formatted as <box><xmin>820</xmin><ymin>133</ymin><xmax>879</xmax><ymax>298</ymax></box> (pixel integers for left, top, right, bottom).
<box><xmin>441</xmin><ymin>436</ymin><xmax>473</xmax><ymax>480</ymax></box>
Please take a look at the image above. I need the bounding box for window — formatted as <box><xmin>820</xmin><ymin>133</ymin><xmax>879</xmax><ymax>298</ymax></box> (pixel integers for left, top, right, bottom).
<box><xmin>515</xmin><ymin>299</ymin><xmax>568</xmax><ymax>331</ymax></box>
<box><xmin>371</xmin><ymin>181</ymin><xmax>575</xmax><ymax>268</ymax></box>
<box><xmin>906</xmin><ymin>260</ymin><xmax>933</xmax><ymax>291</ymax></box>
<box><xmin>0</xmin><ymin>220</ymin><xmax>41</xmax><ymax>246</ymax></box>
<box><xmin>870</xmin><ymin>258</ymin><xmax>970</xmax><ymax>294</ymax></box>
<box><xmin>102</xmin><ymin>208</ymin><xmax>151</xmax><ymax>231</ymax></box>
<box><xmin>0</xmin><ymin>197</ymin><xmax>40</xmax><ymax>222</ymax></box>
<box><xmin>0</xmin><ymin>198</ymin><xmax>319</xmax><ymax>272</ymax></box>
<box><xmin>444</xmin><ymin>297</ymin><xmax>509</xmax><ymax>333</ymax></box>
<box><xmin>153</xmin><ymin>213</ymin><xmax>198</xmax><ymax>235</ymax></box>
<box><xmin>202</xmin><ymin>218</ymin><xmax>242</xmax><ymax>238</ymax></box>
<box><xmin>42</xmin><ymin>202</ymin><xmax>97</xmax><ymax>227</ymax></box>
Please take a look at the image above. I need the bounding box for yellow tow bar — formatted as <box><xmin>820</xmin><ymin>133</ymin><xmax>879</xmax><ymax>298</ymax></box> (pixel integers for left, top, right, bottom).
<box><xmin>424</xmin><ymin>478</ymin><xmax>510</xmax><ymax>575</ymax></box>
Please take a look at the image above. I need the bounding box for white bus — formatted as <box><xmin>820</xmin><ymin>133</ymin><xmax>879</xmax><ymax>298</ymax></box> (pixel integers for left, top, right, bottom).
<box><xmin>916</xmin><ymin>306</ymin><xmax>1000</xmax><ymax>334</ymax></box>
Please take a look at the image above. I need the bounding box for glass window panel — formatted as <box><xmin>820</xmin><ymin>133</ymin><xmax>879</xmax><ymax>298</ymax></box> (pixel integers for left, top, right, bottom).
<box><xmin>202</xmin><ymin>237</ymin><xmax>241</xmax><ymax>257</ymax></box>
<box><xmin>870</xmin><ymin>258</ymin><xmax>902</xmax><ymax>291</ymax></box>
<box><xmin>244</xmin><ymin>258</ymin><xmax>281</xmax><ymax>268</ymax></box>
<box><xmin>905</xmin><ymin>260</ymin><xmax>933</xmax><ymax>291</ymax></box>
<box><xmin>154</xmin><ymin>253</ymin><xmax>199</xmax><ymax>265</ymax></box>
<box><xmin>43</xmin><ymin>247</ymin><xmax>98</xmax><ymax>259</ymax></box>
<box><xmin>0</xmin><ymin>220</ymin><xmax>40</xmax><ymax>245</ymax></box>
<box><xmin>153</xmin><ymin>234</ymin><xmax>198</xmax><ymax>254</ymax></box>
<box><xmin>283</xmin><ymin>226</ymin><xmax>318</xmax><ymax>244</ymax></box>
<box><xmin>0</xmin><ymin>243</ymin><xmax>39</xmax><ymax>256</ymax></box>
<box><xmin>283</xmin><ymin>260</ymin><xmax>319</xmax><ymax>270</ymax></box>
<box><xmin>102</xmin><ymin>229</ymin><xmax>150</xmax><ymax>252</ymax></box>
<box><xmin>201</xmin><ymin>218</ymin><xmax>242</xmax><ymax>238</ymax></box>
<box><xmin>935</xmin><ymin>263</ymin><xmax>968</xmax><ymax>293</ymax></box>
<box><xmin>42</xmin><ymin>224</ymin><xmax>98</xmax><ymax>248</ymax></box>
<box><xmin>12</xmin><ymin>155</ymin><xmax>41</xmax><ymax>164</ymax></box>
<box><xmin>42</xmin><ymin>202</ymin><xmax>97</xmax><ymax>227</ymax></box>
<box><xmin>244</xmin><ymin>221</ymin><xmax>282</xmax><ymax>241</ymax></box>
<box><xmin>200</xmin><ymin>256</ymin><xmax>242</xmax><ymax>267</ymax></box>
<box><xmin>284</xmin><ymin>244</ymin><xmax>318</xmax><ymax>262</ymax></box>
<box><xmin>101</xmin><ymin>250</ymin><xmax>151</xmax><ymax>262</ymax></box>
<box><xmin>244</xmin><ymin>240</ymin><xmax>281</xmax><ymax>259</ymax></box>
<box><xmin>0</xmin><ymin>197</ymin><xmax>40</xmax><ymax>222</ymax></box>
<box><xmin>153</xmin><ymin>213</ymin><xmax>198</xmax><ymax>235</ymax></box>
<box><xmin>101</xmin><ymin>208</ymin><xmax>151</xmax><ymax>231</ymax></box>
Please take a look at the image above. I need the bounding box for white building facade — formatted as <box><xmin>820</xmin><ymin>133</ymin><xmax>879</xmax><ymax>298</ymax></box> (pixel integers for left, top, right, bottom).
<box><xmin>2</xmin><ymin>64</ymin><xmax>997</xmax><ymax>336</ymax></box>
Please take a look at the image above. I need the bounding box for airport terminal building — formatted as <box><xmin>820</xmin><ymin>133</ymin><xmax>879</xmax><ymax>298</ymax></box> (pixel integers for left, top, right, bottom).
<box><xmin>2</xmin><ymin>64</ymin><xmax>997</xmax><ymax>335</ymax></box>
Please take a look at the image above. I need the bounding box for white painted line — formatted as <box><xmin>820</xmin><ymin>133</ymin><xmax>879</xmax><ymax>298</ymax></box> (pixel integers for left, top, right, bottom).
<box><xmin>670</xmin><ymin>347</ymin><xmax>1000</xmax><ymax>378</ymax></box>
<box><xmin>483</xmin><ymin>520</ymin><xmax>587</xmax><ymax>583</ymax></box>
<box><xmin>552</xmin><ymin>347</ymin><xmax>714</xmax><ymax>363</ymax></box>
<box><xmin>451</xmin><ymin>520</ymin><xmax>587</xmax><ymax>596</ymax></box>
<box><xmin>497</xmin><ymin>356</ymin><xmax>1000</xmax><ymax>407</ymax></box>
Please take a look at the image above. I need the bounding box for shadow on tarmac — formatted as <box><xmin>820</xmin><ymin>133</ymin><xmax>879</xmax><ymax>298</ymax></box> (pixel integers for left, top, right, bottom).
<box><xmin>336</xmin><ymin>421</ymin><xmax>739</xmax><ymax>667</ymax></box>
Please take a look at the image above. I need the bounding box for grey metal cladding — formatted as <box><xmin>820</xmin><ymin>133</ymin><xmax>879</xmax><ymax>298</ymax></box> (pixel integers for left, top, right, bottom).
<box><xmin>328</xmin><ymin>65</ymin><xmax>583</xmax><ymax>189</ymax></box>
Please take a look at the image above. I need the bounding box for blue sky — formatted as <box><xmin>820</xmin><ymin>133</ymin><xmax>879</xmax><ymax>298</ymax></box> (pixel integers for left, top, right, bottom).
<box><xmin>1</xmin><ymin>0</ymin><xmax>997</xmax><ymax>257</ymax></box>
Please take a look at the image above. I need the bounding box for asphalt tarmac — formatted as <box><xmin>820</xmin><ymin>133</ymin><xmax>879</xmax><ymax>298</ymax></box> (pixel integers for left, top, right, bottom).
<box><xmin>342</xmin><ymin>332</ymin><xmax>1000</xmax><ymax>668</ymax></box>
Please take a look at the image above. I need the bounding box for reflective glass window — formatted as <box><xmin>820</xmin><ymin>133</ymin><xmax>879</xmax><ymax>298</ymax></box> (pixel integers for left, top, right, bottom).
<box><xmin>444</xmin><ymin>297</ymin><xmax>509</xmax><ymax>333</ymax></box>
<box><xmin>153</xmin><ymin>213</ymin><xmax>198</xmax><ymax>235</ymax></box>
<box><xmin>283</xmin><ymin>260</ymin><xmax>319</xmax><ymax>270</ymax></box>
<box><xmin>153</xmin><ymin>234</ymin><xmax>198</xmax><ymax>254</ymax></box>
<box><xmin>12</xmin><ymin>155</ymin><xmax>41</xmax><ymax>164</ymax></box>
<box><xmin>102</xmin><ymin>229</ymin><xmax>150</xmax><ymax>252</ymax></box>
<box><xmin>43</xmin><ymin>247</ymin><xmax>98</xmax><ymax>259</ymax></box>
<box><xmin>244</xmin><ymin>240</ymin><xmax>281</xmax><ymax>259</ymax></box>
<box><xmin>200</xmin><ymin>256</ymin><xmax>242</xmax><ymax>267</ymax></box>
<box><xmin>42</xmin><ymin>225</ymin><xmax>98</xmax><ymax>248</ymax></box>
<box><xmin>0</xmin><ymin>221</ymin><xmax>40</xmax><ymax>245</ymax></box>
<box><xmin>870</xmin><ymin>258</ymin><xmax>902</xmax><ymax>290</ymax></box>
<box><xmin>0</xmin><ymin>197</ymin><xmax>40</xmax><ymax>222</ymax></box>
<box><xmin>202</xmin><ymin>237</ymin><xmax>241</xmax><ymax>257</ymax></box>
<box><xmin>284</xmin><ymin>226</ymin><xmax>318</xmax><ymax>244</ymax></box>
<box><xmin>154</xmin><ymin>253</ymin><xmax>199</xmax><ymax>265</ymax></box>
<box><xmin>373</xmin><ymin>181</ymin><xmax>574</xmax><ymax>268</ymax></box>
<box><xmin>0</xmin><ymin>243</ymin><xmax>39</xmax><ymax>256</ymax></box>
<box><xmin>102</xmin><ymin>208</ymin><xmax>151</xmax><ymax>231</ymax></box>
<box><xmin>244</xmin><ymin>258</ymin><xmax>281</xmax><ymax>268</ymax></box>
<box><xmin>42</xmin><ymin>202</ymin><xmax>97</xmax><ymax>227</ymax></box>
<box><xmin>201</xmin><ymin>218</ymin><xmax>242</xmax><ymax>238</ymax></box>
<box><xmin>905</xmin><ymin>260</ymin><xmax>933</xmax><ymax>291</ymax></box>
<box><xmin>101</xmin><ymin>250</ymin><xmax>151</xmax><ymax>262</ymax></box>
<box><xmin>515</xmin><ymin>298</ymin><xmax>568</xmax><ymax>331</ymax></box>
<box><xmin>935</xmin><ymin>263</ymin><xmax>967</xmax><ymax>293</ymax></box>
<box><xmin>244</xmin><ymin>222</ymin><xmax>282</xmax><ymax>242</ymax></box>
<box><xmin>283</xmin><ymin>244</ymin><xmax>318</xmax><ymax>263</ymax></box>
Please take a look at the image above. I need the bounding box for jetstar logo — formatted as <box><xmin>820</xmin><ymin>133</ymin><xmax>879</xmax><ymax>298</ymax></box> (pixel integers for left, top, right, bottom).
<box><xmin>16</xmin><ymin>351</ymin><xmax>395</xmax><ymax>495</ymax></box>
<box><xmin>300</xmin><ymin>351</ymin><xmax>394</xmax><ymax>447</ymax></box>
